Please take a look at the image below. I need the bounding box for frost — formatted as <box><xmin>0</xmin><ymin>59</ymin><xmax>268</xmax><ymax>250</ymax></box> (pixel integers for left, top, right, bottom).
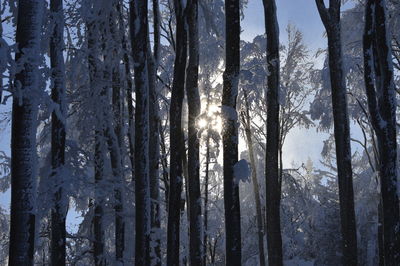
<box><xmin>233</xmin><ymin>159</ymin><xmax>250</xmax><ymax>184</ymax></box>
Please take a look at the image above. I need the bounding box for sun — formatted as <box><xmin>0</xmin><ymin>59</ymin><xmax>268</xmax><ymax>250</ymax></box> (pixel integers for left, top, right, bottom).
<box><xmin>197</xmin><ymin>118</ymin><xmax>208</xmax><ymax>129</ymax></box>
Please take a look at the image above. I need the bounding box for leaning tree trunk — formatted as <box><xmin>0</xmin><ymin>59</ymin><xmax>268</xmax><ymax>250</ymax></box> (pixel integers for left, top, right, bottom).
<box><xmin>222</xmin><ymin>0</ymin><xmax>242</xmax><ymax>264</ymax></box>
<box><xmin>315</xmin><ymin>1</ymin><xmax>358</xmax><ymax>265</ymax></box>
<box><xmin>240</xmin><ymin>90</ymin><xmax>265</xmax><ymax>266</ymax></box>
<box><xmin>49</xmin><ymin>0</ymin><xmax>67</xmax><ymax>265</ymax></box>
<box><xmin>186</xmin><ymin>0</ymin><xmax>203</xmax><ymax>265</ymax></box>
<box><xmin>9</xmin><ymin>1</ymin><xmax>44</xmax><ymax>265</ymax></box>
<box><xmin>167</xmin><ymin>1</ymin><xmax>187</xmax><ymax>265</ymax></box>
<box><xmin>363</xmin><ymin>1</ymin><xmax>400</xmax><ymax>264</ymax></box>
<box><xmin>130</xmin><ymin>0</ymin><xmax>151</xmax><ymax>265</ymax></box>
<box><xmin>262</xmin><ymin>1</ymin><xmax>283</xmax><ymax>265</ymax></box>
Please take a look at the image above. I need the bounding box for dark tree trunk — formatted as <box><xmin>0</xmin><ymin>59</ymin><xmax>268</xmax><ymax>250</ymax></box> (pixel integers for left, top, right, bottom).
<box><xmin>49</xmin><ymin>0</ymin><xmax>67</xmax><ymax>265</ymax></box>
<box><xmin>87</xmin><ymin>12</ymin><xmax>106</xmax><ymax>265</ymax></box>
<box><xmin>130</xmin><ymin>0</ymin><xmax>151</xmax><ymax>265</ymax></box>
<box><xmin>363</xmin><ymin>1</ymin><xmax>400</xmax><ymax>264</ymax></box>
<box><xmin>222</xmin><ymin>0</ymin><xmax>242</xmax><ymax>264</ymax></box>
<box><xmin>148</xmin><ymin>1</ymin><xmax>161</xmax><ymax>264</ymax></box>
<box><xmin>315</xmin><ymin>1</ymin><xmax>358</xmax><ymax>265</ymax></box>
<box><xmin>240</xmin><ymin>90</ymin><xmax>265</xmax><ymax>266</ymax></box>
<box><xmin>262</xmin><ymin>1</ymin><xmax>283</xmax><ymax>265</ymax></box>
<box><xmin>166</xmin><ymin>1</ymin><xmax>187</xmax><ymax>265</ymax></box>
<box><xmin>186</xmin><ymin>0</ymin><xmax>203</xmax><ymax>265</ymax></box>
<box><xmin>9</xmin><ymin>1</ymin><xmax>44</xmax><ymax>265</ymax></box>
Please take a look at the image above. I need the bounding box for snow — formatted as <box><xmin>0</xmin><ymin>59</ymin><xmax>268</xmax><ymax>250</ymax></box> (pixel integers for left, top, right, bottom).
<box><xmin>233</xmin><ymin>159</ymin><xmax>250</xmax><ymax>184</ymax></box>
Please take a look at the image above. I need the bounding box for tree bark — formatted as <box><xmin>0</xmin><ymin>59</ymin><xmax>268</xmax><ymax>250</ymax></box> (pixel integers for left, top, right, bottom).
<box><xmin>262</xmin><ymin>1</ymin><xmax>283</xmax><ymax>265</ymax></box>
<box><xmin>130</xmin><ymin>0</ymin><xmax>151</xmax><ymax>265</ymax></box>
<box><xmin>167</xmin><ymin>1</ymin><xmax>187</xmax><ymax>265</ymax></box>
<box><xmin>148</xmin><ymin>1</ymin><xmax>161</xmax><ymax>264</ymax></box>
<box><xmin>9</xmin><ymin>1</ymin><xmax>44</xmax><ymax>265</ymax></box>
<box><xmin>315</xmin><ymin>1</ymin><xmax>358</xmax><ymax>265</ymax></box>
<box><xmin>49</xmin><ymin>0</ymin><xmax>67</xmax><ymax>265</ymax></box>
<box><xmin>186</xmin><ymin>0</ymin><xmax>203</xmax><ymax>265</ymax></box>
<box><xmin>222</xmin><ymin>0</ymin><xmax>242</xmax><ymax>264</ymax></box>
<box><xmin>363</xmin><ymin>1</ymin><xmax>400</xmax><ymax>264</ymax></box>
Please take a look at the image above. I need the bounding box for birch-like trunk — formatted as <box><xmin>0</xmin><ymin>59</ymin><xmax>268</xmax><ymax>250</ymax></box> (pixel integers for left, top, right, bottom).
<box><xmin>222</xmin><ymin>0</ymin><xmax>242</xmax><ymax>264</ymax></box>
<box><xmin>315</xmin><ymin>1</ymin><xmax>358</xmax><ymax>264</ymax></box>
<box><xmin>49</xmin><ymin>0</ymin><xmax>67</xmax><ymax>265</ymax></box>
<box><xmin>9</xmin><ymin>1</ymin><xmax>44</xmax><ymax>265</ymax></box>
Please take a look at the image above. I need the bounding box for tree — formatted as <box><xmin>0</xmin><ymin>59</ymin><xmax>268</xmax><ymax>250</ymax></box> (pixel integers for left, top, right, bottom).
<box><xmin>315</xmin><ymin>0</ymin><xmax>358</xmax><ymax>264</ymax></box>
<box><xmin>9</xmin><ymin>1</ymin><xmax>44</xmax><ymax>265</ymax></box>
<box><xmin>222</xmin><ymin>0</ymin><xmax>242</xmax><ymax>264</ymax></box>
<box><xmin>148</xmin><ymin>1</ymin><xmax>161</xmax><ymax>265</ymax></box>
<box><xmin>186</xmin><ymin>0</ymin><xmax>203</xmax><ymax>265</ymax></box>
<box><xmin>262</xmin><ymin>0</ymin><xmax>283</xmax><ymax>265</ymax></box>
<box><xmin>49</xmin><ymin>0</ymin><xmax>67</xmax><ymax>265</ymax></box>
<box><xmin>130</xmin><ymin>0</ymin><xmax>151</xmax><ymax>265</ymax></box>
<box><xmin>167</xmin><ymin>0</ymin><xmax>187</xmax><ymax>264</ymax></box>
<box><xmin>239</xmin><ymin>89</ymin><xmax>265</xmax><ymax>266</ymax></box>
<box><xmin>363</xmin><ymin>0</ymin><xmax>400</xmax><ymax>264</ymax></box>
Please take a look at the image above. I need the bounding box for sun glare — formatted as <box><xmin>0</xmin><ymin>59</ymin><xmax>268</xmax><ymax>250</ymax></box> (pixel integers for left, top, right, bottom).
<box><xmin>198</xmin><ymin>118</ymin><xmax>208</xmax><ymax>129</ymax></box>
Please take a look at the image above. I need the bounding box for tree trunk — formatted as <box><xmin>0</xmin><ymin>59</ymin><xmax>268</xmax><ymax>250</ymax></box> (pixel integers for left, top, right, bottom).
<box><xmin>241</xmin><ymin>90</ymin><xmax>265</xmax><ymax>266</ymax></box>
<box><xmin>315</xmin><ymin>1</ymin><xmax>358</xmax><ymax>265</ymax></box>
<box><xmin>9</xmin><ymin>1</ymin><xmax>44</xmax><ymax>265</ymax></box>
<box><xmin>186</xmin><ymin>0</ymin><xmax>203</xmax><ymax>265</ymax></box>
<box><xmin>130</xmin><ymin>0</ymin><xmax>151</xmax><ymax>265</ymax></box>
<box><xmin>262</xmin><ymin>1</ymin><xmax>283</xmax><ymax>265</ymax></box>
<box><xmin>148</xmin><ymin>1</ymin><xmax>161</xmax><ymax>264</ymax></box>
<box><xmin>222</xmin><ymin>0</ymin><xmax>242</xmax><ymax>264</ymax></box>
<box><xmin>87</xmin><ymin>12</ymin><xmax>106</xmax><ymax>265</ymax></box>
<box><xmin>49</xmin><ymin>0</ymin><xmax>67</xmax><ymax>265</ymax></box>
<box><xmin>363</xmin><ymin>1</ymin><xmax>400</xmax><ymax>264</ymax></box>
<box><xmin>203</xmin><ymin>133</ymin><xmax>210</xmax><ymax>266</ymax></box>
<box><xmin>167</xmin><ymin>1</ymin><xmax>187</xmax><ymax>265</ymax></box>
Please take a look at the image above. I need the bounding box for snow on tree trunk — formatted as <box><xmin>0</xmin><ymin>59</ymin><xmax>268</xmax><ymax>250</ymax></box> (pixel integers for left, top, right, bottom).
<box><xmin>49</xmin><ymin>0</ymin><xmax>67</xmax><ymax>265</ymax></box>
<box><xmin>222</xmin><ymin>0</ymin><xmax>242</xmax><ymax>264</ymax></box>
<box><xmin>166</xmin><ymin>1</ymin><xmax>187</xmax><ymax>265</ymax></box>
<box><xmin>315</xmin><ymin>0</ymin><xmax>358</xmax><ymax>265</ymax></box>
<box><xmin>363</xmin><ymin>0</ymin><xmax>400</xmax><ymax>264</ymax></box>
<box><xmin>9</xmin><ymin>1</ymin><xmax>44</xmax><ymax>265</ymax></box>
<box><xmin>130</xmin><ymin>0</ymin><xmax>151</xmax><ymax>265</ymax></box>
<box><xmin>262</xmin><ymin>1</ymin><xmax>283</xmax><ymax>265</ymax></box>
<box><xmin>186</xmin><ymin>0</ymin><xmax>203</xmax><ymax>265</ymax></box>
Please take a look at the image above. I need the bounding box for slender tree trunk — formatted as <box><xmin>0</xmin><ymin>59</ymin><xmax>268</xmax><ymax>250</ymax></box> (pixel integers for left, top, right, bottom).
<box><xmin>9</xmin><ymin>1</ymin><xmax>44</xmax><ymax>265</ymax></box>
<box><xmin>363</xmin><ymin>1</ymin><xmax>400</xmax><ymax>264</ymax></box>
<box><xmin>49</xmin><ymin>0</ymin><xmax>67</xmax><ymax>265</ymax></box>
<box><xmin>222</xmin><ymin>0</ymin><xmax>242</xmax><ymax>264</ymax></box>
<box><xmin>87</xmin><ymin>12</ymin><xmax>106</xmax><ymax>265</ymax></box>
<box><xmin>241</xmin><ymin>90</ymin><xmax>265</xmax><ymax>266</ymax></box>
<box><xmin>203</xmin><ymin>133</ymin><xmax>210</xmax><ymax>266</ymax></box>
<box><xmin>166</xmin><ymin>1</ymin><xmax>187</xmax><ymax>265</ymax></box>
<box><xmin>262</xmin><ymin>1</ymin><xmax>283</xmax><ymax>265</ymax></box>
<box><xmin>315</xmin><ymin>1</ymin><xmax>358</xmax><ymax>265</ymax></box>
<box><xmin>148</xmin><ymin>1</ymin><xmax>161</xmax><ymax>264</ymax></box>
<box><xmin>130</xmin><ymin>1</ymin><xmax>151</xmax><ymax>265</ymax></box>
<box><xmin>186</xmin><ymin>0</ymin><xmax>203</xmax><ymax>264</ymax></box>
